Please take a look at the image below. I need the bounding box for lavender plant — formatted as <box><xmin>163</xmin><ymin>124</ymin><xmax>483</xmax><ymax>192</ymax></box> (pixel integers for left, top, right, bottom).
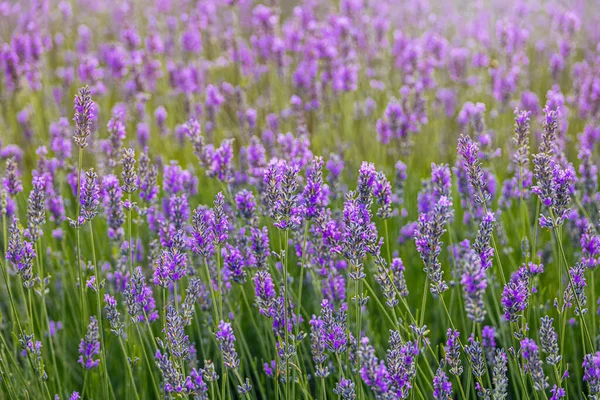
<box><xmin>0</xmin><ymin>1</ymin><xmax>599</xmax><ymax>399</ymax></box>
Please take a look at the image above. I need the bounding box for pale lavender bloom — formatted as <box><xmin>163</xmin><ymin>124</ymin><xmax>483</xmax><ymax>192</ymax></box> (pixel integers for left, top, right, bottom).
<box><xmin>492</xmin><ymin>349</ymin><xmax>508</xmax><ymax>399</ymax></box>
<box><xmin>445</xmin><ymin>329</ymin><xmax>462</xmax><ymax>376</ymax></box>
<box><xmin>473</xmin><ymin>212</ymin><xmax>495</xmax><ymax>270</ymax></box>
<box><xmin>26</xmin><ymin>176</ymin><xmax>46</xmax><ymax>242</ymax></box>
<box><xmin>121</xmin><ymin>148</ymin><xmax>137</xmax><ymax>194</ymax></box>
<box><xmin>562</xmin><ymin>262</ymin><xmax>587</xmax><ymax>315</ymax></box>
<box><xmin>334</xmin><ymin>377</ymin><xmax>356</xmax><ymax>400</ymax></box>
<box><xmin>102</xmin><ymin>175</ymin><xmax>124</xmax><ymax>240</ymax></box>
<box><xmin>73</xmin><ymin>86</ymin><xmax>94</xmax><ymax>149</ymax></box>
<box><xmin>373</xmin><ymin>171</ymin><xmax>392</xmax><ymax>219</ymax></box>
<box><xmin>465</xmin><ymin>334</ymin><xmax>485</xmax><ymax>378</ymax></box>
<box><xmin>539</xmin><ymin>316</ymin><xmax>561</xmax><ymax>365</ymax></box>
<box><xmin>457</xmin><ymin>134</ymin><xmax>490</xmax><ymax>204</ymax></box>
<box><xmin>80</xmin><ymin>168</ymin><xmax>100</xmax><ymax>222</ymax></box>
<box><xmin>415</xmin><ymin>196</ymin><xmax>451</xmax><ymax>295</ymax></box>
<box><xmin>3</xmin><ymin>157</ymin><xmax>22</xmax><ymax>196</ymax></box>
<box><xmin>104</xmin><ymin>294</ymin><xmax>123</xmax><ymax>337</ymax></box>
<box><xmin>521</xmin><ymin>338</ymin><xmax>548</xmax><ymax>391</ymax></box>
<box><xmin>461</xmin><ymin>249</ymin><xmax>487</xmax><ymax>322</ymax></box>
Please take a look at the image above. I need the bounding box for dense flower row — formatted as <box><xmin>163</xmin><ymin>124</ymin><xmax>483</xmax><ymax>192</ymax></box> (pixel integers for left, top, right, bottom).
<box><xmin>1</xmin><ymin>0</ymin><xmax>600</xmax><ymax>399</ymax></box>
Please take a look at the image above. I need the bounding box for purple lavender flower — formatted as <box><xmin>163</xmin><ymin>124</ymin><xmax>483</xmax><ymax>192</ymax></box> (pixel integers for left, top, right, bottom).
<box><xmin>457</xmin><ymin>134</ymin><xmax>490</xmax><ymax>204</ymax></box>
<box><xmin>482</xmin><ymin>325</ymin><xmax>496</xmax><ymax>363</ymax></box>
<box><xmin>340</xmin><ymin>191</ymin><xmax>378</xmax><ymax>280</ymax></box>
<box><xmin>3</xmin><ymin>157</ymin><xmax>22</xmax><ymax>196</ymax></box>
<box><xmin>532</xmin><ymin>108</ymin><xmax>575</xmax><ymax>228</ymax></box>
<box><xmin>492</xmin><ymin>349</ymin><xmax>508</xmax><ymax>399</ymax></box>
<box><xmin>310</xmin><ymin>315</ymin><xmax>329</xmax><ymax>378</ymax></box>
<box><xmin>357</xmin><ymin>162</ymin><xmax>376</xmax><ymax>208</ymax></box>
<box><xmin>235</xmin><ymin>189</ymin><xmax>257</xmax><ymax>225</ymax></box>
<box><xmin>78</xmin><ymin>316</ymin><xmax>100</xmax><ymax>369</ymax></box>
<box><xmin>562</xmin><ymin>262</ymin><xmax>587</xmax><ymax>315</ymax></box>
<box><xmin>223</xmin><ymin>244</ymin><xmax>246</xmax><ymax>284</ymax></box>
<box><xmin>445</xmin><ymin>329</ymin><xmax>462</xmax><ymax>376</ymax></box>
<box><xmin>321</xmin><ymin>299</ymin><xmax>348</xmax><ymax>353</ymax></box>
<box><xmin>583</xmin><ymin>352</ymin><xmax>600</xmax><ymax>397</ymax></box>
<box><xmin>106</xmin><ymin>112</ymin><xmax>126</xmax><ymax>168</ymax></box>
<box><xmin>465</xmin><ymin>334</ymin><xmax>485</xmax><ymax>378</ymax></box>
<box><xmin>155</xmin><ymin>349</ymin><xmax>183</xmax><ymax>393</ymax></box>
<box><xmin>303</xmin><ymin>156</ymin><xmax>328</xmax><ymax>219</ymax></box>
<box><xmin>520</xmin><ymin>338</ymin><xmax>548</xmax><ymax>390</ymax></box>
<box><xmin>250</xmin><ymin>226</ymin><xmax>270</xmax><ymax>269</ymax></box>
<box><xmin>581</xmin><ymin>223</ymin><xmax>600</xmax><ymax>269</ymax></box>
<box><xmin>73</xmin><ymin>86</ymin><xmax>94</xmax><ymax>149</ymax></box>
<box><xmin>375</xmin><ymin>256</ymin><xmax>407</xmax><ymax>308</ymax></box>
<box><xmin>394</xmin><ymin>161</ymin><xmax>407</xmax><ymax>205</ymax></box>
<box><xmin>415</xmin><ymin>196</ymin><xmax>451</xmax><ymax>295</ymax></box>
<box><xmin>376</xmin><ymin>100</ymin><xmax>408</xmax><ymax>145</ymax></box>
<box><xmin>473</xmin><ymin>212</ymin><xmax>495</xmax><ymax>270</ymax></box>
<box><xmin>7</xmin><ymin>218</ymin><xmax>36</xmax><ymax>288</ymax></box>
<box><xmin>19</xmin><ymin>333</ymin><xmax>46</xmax><ymax>379</ymax></box>
<box><xmin>550</xmin><ymin>385</ymin><xmax>566</xmax><ymax>400</ymax></box>
<box><xmin>212</xmin><ymin>192</ymin><xmax>229</xmax><ymax>244</ymax></box>
<box><xmin>104</xmin><ymin>294</ymin><xmax>123</xmax><ymax>337</ymax></box>
<box><xmin>124</xmin><ymin>266</ymin><xmax>158</xmax><ymax>323</ymax></box>
<box><xmin>578</xmin><ymin>148</ymin><xmax>598</xmax><ymax>206</ymax></box>
<box><xmin>502</xmin><ymin>108</ymin><xmax>533</xmax><ymax>205</ymax></box>
<box><xmin>334</xmin><ymin>377</ymin><xmax>356</xmax><ymax>400</ymax></box>
<box><xmin>539</xmin><ymin>315</ymin><xmax>561</xmax><ymax>365</ymax></box>
<box><xmin>138</xmin><ymin>150</ymin><xmax>158</xmax><ymax>203</ymax></box>
<box><xmin>184</xmin><ymin>368</ymin><xmax>208</xmax><ymax>399</ymax></box>
<box><xmin>387</xmin><ymin>331</ymin><xmax>419</xmax><ymax>398</ymax></box>
<box><xmin>374</xmin><ymin>171</ymin><xmax>392</xmax><ymax>219</ymax></box>
<box><xmin>265</xmin><ymin>161</ymin><xmax>302</xmax><ymax>230</ymax></box>
<box><xmin>359</xmin><ymin>337</ymin><xmax>390</xmax><ymax>396</ymax></box>
<box><xmin>154</xmin><ymin>232</ymin><xmax>187</xmax><ymax>286</ymax></box>
<box><xmin>501</xmin><ymin>266</ymin><xmax>529</xmax><ymax>322</ymax></box>
<box><xmin>326</xmin><ymin>153</ymin><xmax>345</xmax><ymax>197</ymax></box>
<box><xmin>168</xmin><ymin>194</ymin><xmax>189</xmax><ymax>231</ymax></box>
<box><xmin>121</xmin><ymin>148</ymin><xmax>138</xmax><ymax>194</ymax></box>
<box><xmin>181</xmin><ymin>278</ymin><xmax>209</xmax><ymax>325</ymax></box>
<box><xmin>25</xmin><ymin>176</ymin><xmax>46</xmax><ymax>243</ymax></box>
<box><xmin>254</xmin><ymin>270</ymin><xmax>276</xmax><ymax>316</ymax></box>
<box><xmin>433</xmin><ymin>366</ymin><xmax>452</xmax><ymax>400</ymax></box>
<box><xmin>186</xmin><ymin>118</ymin><xmax>208</xmax><ymax>163</ymax></box>
<box><xmin>81</xmin><ymin>168</ymin><xmax>100</xmax><ymax>222</ymax></box>
<box><xmin>163</xmin><ymin>305</ymin><xmax>190</xmax><ymax>359</ymax></box>
<box><xmin>461</xmin><ymin>249</ymin><xmax>487</xmax><ymax>322</ymax></box>
<box><xmin>102</xmin><ymin>175</ymin><xmax>125</xmax><ymax>240</ymax></box>
<box><xmin>215</xmin><ymin>321</ymin><xmax>240</xmax><ymax>369</ymax></box>
<box><xmin>192</xmin><ymin>205</ymin><xmax>214</xmax><ymax>258</ymax></box>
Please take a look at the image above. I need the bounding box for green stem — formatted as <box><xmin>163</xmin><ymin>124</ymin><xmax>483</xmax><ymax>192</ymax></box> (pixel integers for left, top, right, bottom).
<box><xmin>89</xmin><ymin>224</ymin><xmax>112</xmax><ymax>400</ymax></box>
<box><xmin>118</xmin><ymin>337</ymin><xmax>140</xmax><ymax>400</ymax></box>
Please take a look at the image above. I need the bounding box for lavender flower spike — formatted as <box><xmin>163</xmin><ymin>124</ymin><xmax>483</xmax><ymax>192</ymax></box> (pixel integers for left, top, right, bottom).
<box><xmin>81</xmin><ymin>168</ymin><xmax>100</xmax><ymax>222</ymax></box>
<box><xmin>461</xmin><ymin>249</ymin><xmax>487</xmax><ymax>323</ymax></box>
<box><xmin>583</xmin><ymin>352</ymin><xmax>600</xmax><ymax>398</ymax></box>
<box><xmin>457</xmin><ymin>134</ymin><xmax>490</xmax><ymax>204</ymax></box>
<box><xmin>216</xmin><ymin>320</ymin><xmax>240</xmax><ymax>370</ymax></box>
<box><xmin>73</xmin><ymin>85</ymin><xmax>94</xmax><ymax>149</ymax></box>
<box><xmin>520</xmin><ymin>338</ymin><xmax>548</xmax><ymax>391</ymax></box>
<box><xmin>79</xmin><ymin>316</ymin><xmax>101</xmax><ymax>369</ymax></box>
<box><xmin>415</xmin><ymin>196</ymin><xmax>451</xmax><ymax>295</ymax></box>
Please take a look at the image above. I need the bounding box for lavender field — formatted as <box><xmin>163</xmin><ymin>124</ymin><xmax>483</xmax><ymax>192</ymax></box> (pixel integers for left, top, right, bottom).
<box><xmin>2</xmin><ymin>0</ymin><xmax>600</xmax><ymax>399</ymax></box>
